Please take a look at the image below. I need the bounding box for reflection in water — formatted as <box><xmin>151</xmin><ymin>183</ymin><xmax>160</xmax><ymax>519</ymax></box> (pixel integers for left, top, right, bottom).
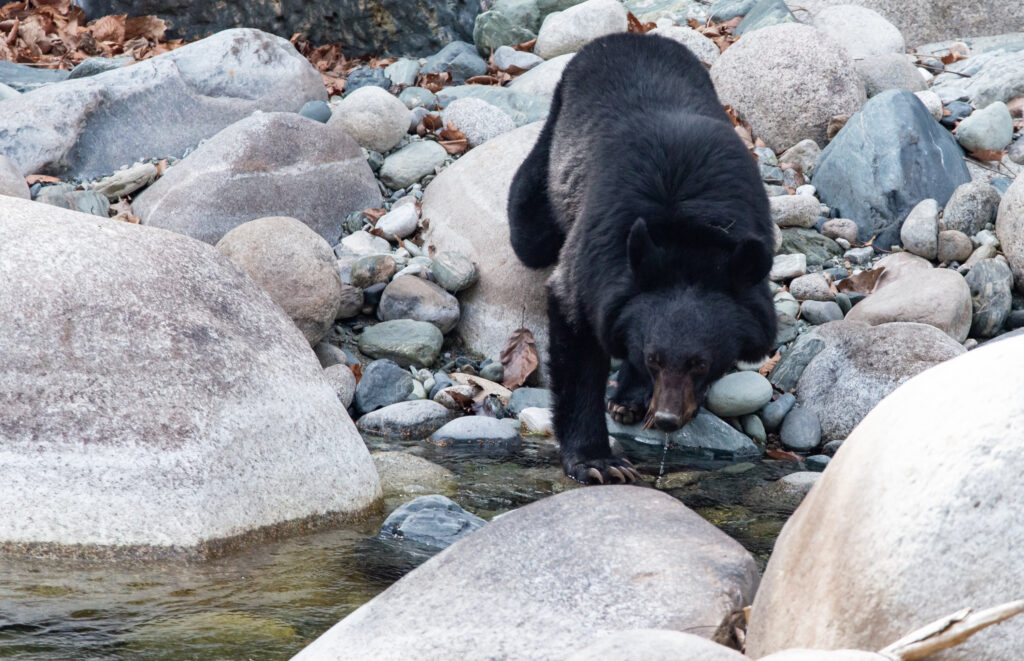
<box><xmin>0</xmin><ymin>434</ymin><xmax>799</xmax><ymax>659</ymax></box>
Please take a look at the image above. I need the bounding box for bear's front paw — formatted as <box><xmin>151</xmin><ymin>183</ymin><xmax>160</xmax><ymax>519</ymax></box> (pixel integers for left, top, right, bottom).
<box><xmin>607</xmin><ymin>400</ymin><xmax>647</xmax><ymax>426</ymax></box>
<box><xmin>564</xmin><ymin>455</ymin><xmax>641</xmax><ymax>485</ymax></box>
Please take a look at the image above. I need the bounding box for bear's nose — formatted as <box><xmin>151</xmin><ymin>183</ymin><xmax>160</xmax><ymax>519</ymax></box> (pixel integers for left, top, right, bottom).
<box><xmin>652</xmin><ymin>411</ymin><xmax>682</xmax><ymax>432</ymax></box>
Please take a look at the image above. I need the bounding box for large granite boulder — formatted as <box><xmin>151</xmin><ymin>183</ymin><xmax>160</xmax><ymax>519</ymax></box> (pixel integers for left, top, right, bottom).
<box><xmin>293</xmin><ymin>486</ymin><xmax>759</xmax><ymax>659</ymax></box>
<box><xmin>813</xmin><ymin>89</ymin><xmax>970</xmax><ymax>245</ymax></box>
<box><xmin>996</xmin><ymin>175</ymin><xmax>1024</xmax><ymax>293</ymax></box>
<box><xmin>0</xmin><ymin>197</ymin><xmax>380</xmax><ymax>557</ymax></box>
<box><xmin>135</xmin><ymin>112</ymin><xmax>381</xmax><ymax>245</ymax></box>
<box><xmin>0</xmin><ymin>29</ymin><xmax>325</xmax><ymax>180</ymax></box>
<box><xmin>421</xmin><ymin>122</ymin><xmax>551</xmax><ymax>364</ymax></box>
<box><xmin>747</xmin><ymin>334</ymin><xmax>1024</xmax><ymax>659</ymax></box>
<box><xmin>710</xmin><ymin>23</ymin><xmax>865</xmax><ymax>152</ymax></box>
<box><xmin>76</xmin><ymin>0</ymin><xmax>481</xmax><ymax>56</ymax></box>
<box><xmin>794</xmin><ymin>321</ymin><xmax>965</xmax><ymax>441</ymax></box>
<box><xmin>786</xmin><ymin>0</ymin><xmax>1024</xmax><ymax>48</ymax></box>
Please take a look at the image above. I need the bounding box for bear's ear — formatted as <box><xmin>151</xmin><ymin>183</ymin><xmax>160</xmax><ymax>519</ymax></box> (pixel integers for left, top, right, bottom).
<box><xmin>729</xmin><ymin>238</ymin><xmax>772</xmax><ymax>290</ymax></box>
<box><xmin>628</xmin><ymin>218</ymin><xmax>657</xmax><ymax>283</ymax></box>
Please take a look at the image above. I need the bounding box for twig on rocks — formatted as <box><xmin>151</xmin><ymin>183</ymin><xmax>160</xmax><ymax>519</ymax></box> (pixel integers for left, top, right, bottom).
<box><xmin>878</xmin><ymin>600</ymin><xmax>1024</xmax><ymax>660</ymax></box>
<box><xmin>910</xmin><ymin>57</ymin><xmax>972</xmax><ymax>78</ymax></box>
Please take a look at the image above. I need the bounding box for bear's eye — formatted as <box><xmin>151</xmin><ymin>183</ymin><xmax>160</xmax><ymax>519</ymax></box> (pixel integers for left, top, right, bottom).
<box><xmin>687</xmin><ymin>358</ymin><xmax>709</xmax><ymax>374</ymax></box>
<box><xmin>645</xmin><ymin>353</ymin><xmax>661</xmax><ymax>369</ymax></box>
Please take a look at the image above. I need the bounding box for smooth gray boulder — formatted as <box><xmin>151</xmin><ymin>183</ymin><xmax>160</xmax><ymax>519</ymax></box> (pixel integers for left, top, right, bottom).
<box><xmin>135</xmin><ymin>112</ymin><xmax>380</xmax><ymax>245</ymax></box>
<box><xmin>293</xmin><ymin>486</ymin><xmax>759</xmax><ymax>660</ymax></box>
<box><xmin>810</xmin><ymin>4</ymin><xmax>904</xmax><ymax>58</ymax></box>
<box><xmin>996</xmin><ymin>175</ymin><xmax>1024</xmax><ymax>292</ymax></box>
<box><xmin>0</xmin><ymin>28</ymin><xmax>325</xmax><ymax>180</ymax></box>
<box><xmin>0</xmin><ymin>196</ymin><xmax>380</xmax><ymax>556</ymax></box>
<box><xmin>747</xmin><ymin>334</ymin><xmax>1024</xmax><ymax>659</ymax></box>
<box><xmin>932</xmin><ymin>48</ymin><xmax>1024</xmax><ymax>108</ymax></box>
<box><xmin>710</xmin><ymin>23</ymin><xmax>865</xmax><ymax>152</ymax></box>
<box><xmin>0</xmin><ymin>155</ymin><xmax>29</xmax><ymax>199</ymax></box>
<box><xmin>813</xmin><ymin>89</ymin><xmax>970</xmax><ymax>244</ymax></box>
<box><xmin>216</xmin><ymin>216</ymin><xmax>344</xmax><ymax>345</ymax></box>
<box><xmin>794</xmin><ymin>321</ymin><xmax>965</xmax><ymax>441</ymax></box>
<box><xmin>422</xmin><ymin>122</ymin><xmax>551</xmax><ymax>367</ymax></box>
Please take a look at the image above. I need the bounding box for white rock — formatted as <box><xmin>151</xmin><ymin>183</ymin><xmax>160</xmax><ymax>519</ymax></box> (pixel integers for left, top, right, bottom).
<box><xmin>913</xmin><ymin>89</ymin><xmax>943</xmax><ymax>121</ymax></box>
<box><xmin>534</xmin><ymin>0</ymin><xmax>628</xmax><ymax>60</ymax></box>
<box><xmin>328</xmin><ymin>86</ymin><xmax>412</xmax><ymax>153</ymax></box>
<box><xmin>770</xmin><ymin>253</ymin><xmax>807</xmax><ymax>281</ymax></box>
<box><xmin>444</xmin><ymin>97</ymin><xmax>517</xmax><ymax>147</ymax></box>
<box><xmin>0</xmin><ymin>155</ymin><xmax>29</xmax><ymax>199</ymax></box>
<box><xmin>648</xmin><ymin>26</ymin><xmax>720</xmax><ymax>65</ymax></box>
<box><xmin>811</xmin><ymin>5</ymin><xmax>905</xmax><ymax>59</ymax></box>
<box><xmin>789</xmin><ymin>273</ymin><xmax>834</xmax><ymax>301</ymax></box>
<box><xmin>493</xmin><ymin>45</ymin><xmax>544</xmax><ymax>71</ymax></box>
<box><xmin>519</xmin><ymin>407</ymin><xmax>554</xmax><ymax>435</ymax></box>
<box><xmin>770</xmin><ymin>194</ymin><xmax>820</xmax><ymax>228</ymax></box>
<box><xmin>376</xmin><ymin>204</ymin><xmax>420</xmax><ymax>239</ymax></box>
<box><xmin>0</xmin><ymin>196</ymin><xmax>380</xmax><ymax>554</ymax></box>
<box><xmin>747</xmin><ymin>335</ymin><xmax>1024</xmax><ymax>659</ymax></box>
<box><xmin>324</xmin><ymin>364</ymin><xmax>357</xmax><ymax>408</ymax></box>
<box><xmin>508</xmin><ymin>53</ymin><xmax>575</xmax><ymax>98</ymax></box>
<box><xmin>899</xmin><ymin>198</ymin><xmax>939</xmax><ymax>260</ymax></box>
<box><xmin>341</xmin><ymin>230</ymin><xmax>393</xmax><ymax>256</ymax></box>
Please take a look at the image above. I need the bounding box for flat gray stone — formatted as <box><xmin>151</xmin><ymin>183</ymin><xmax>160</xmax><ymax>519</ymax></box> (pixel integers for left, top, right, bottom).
<box><xmin>136</xmin><ymin>112</ymin><xmax>380</xmax><ymax>245</ymax></box>
<box><xmin>735</xmin><ymin>0</ymin><xmax>798</xmax><ymax>36</ymax></box>
<box><xmin>779</xmin><ymin>406</ymin><xmax>821</xmax><ymax>451</ymax></box>
<box><xmin>355</xmin><ymin>359</ymin><xmax>416</xmax><ymax>414</ymax></box>
<box><xmin>759</xmin><ymin>393</ymin><xmax>796</xmax><ymax>432</ymax></box>
<box><xmin>359</xmin><ymin>320</ymin><xmax>445</xmax><ymax>368</ymax></box>
<box><xmin>437</xmin><ymin>84</ymin><xmax>551</xmax><ymax>125</ymax></box>
<box><xmin>0</xmin><ymin>196</ymin><xmax>380</xmax><ymax>554</ymax></box>
<box><xmin>378</xmin><ymin>276</ymin><xmax>461</xmax><ymax>334</ymax></box>
<box><xmin>357</xmin><ymin>400</ymin><xmax>459</xmax><ymax>440</ymax></box>
<box><xmin>379</xmin><ymin>141</ymin><xmax>448</xmax><ymax>190</ymax></box>
<box><xmin>770</xmin><ymin>194</ymin><xmax>820</xmax><ymax>228</ymax></box>
<box><xmin>294</xmin><ymin>487</ymin><xmax>759</xmax><ymax>660</ymax></box>
<box><xmin>957</xmin><ymin>101</ymin><xmax>1014</xmax><ymax>154</ymax></box>
<box><xmin>371</xmin><ymin>451</ymin><xmax>457</xmax><ymax>498</ymax></box>
<box><xmin>0</xmin><ymin>29</ymin><xmax>325</xmax><ymax>180</ymax></box>
<box><xmin>608</xmin><ymin>409</ymin><xmax>762</xmax><ymax>468</ymax></box>
<box><xmin>508</xmin><ymin>387</ymin><xmax>553</xmax><ymax>415</ymax></box>
<box><xmin>801</xmin><ymin>300</ymin><xmax>844</xmax><ymax>325</ymax></box>
<box><xmin>855</xmin><ymin>53</ymin><xmax>926</xmax><ymax>98</ymax></box>
<box><xmin>569</xmin><ymin>630</ymin><xmax>745</xmax><ymax>661</ymax></box>
<box><xmin>428</xmin><ymin>416</ymin><xmax>523</xmax><ymax>452</ymax></box>
<box><xmin>705</xmin><ymin>372</ymin><xmax>774</xmax><ymax>418</ymax></box>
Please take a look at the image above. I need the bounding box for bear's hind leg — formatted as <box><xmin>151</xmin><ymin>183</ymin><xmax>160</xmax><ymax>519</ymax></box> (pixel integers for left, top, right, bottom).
<box><xmin>547</xmin><ymin>288</ymin><xmax>640</xmax><ymax>485</ymax></box>
<box><xmin>607</xmin><ymin>360</ymin><xmax>653</xmax><ymax>426</ymax></box>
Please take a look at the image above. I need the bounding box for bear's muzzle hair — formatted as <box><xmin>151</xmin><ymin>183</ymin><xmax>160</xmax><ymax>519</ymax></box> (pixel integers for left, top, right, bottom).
<box><xmin>643</xmin><ymin>370</ymin><xmax>698</xmax><ymax>432</ymax></box>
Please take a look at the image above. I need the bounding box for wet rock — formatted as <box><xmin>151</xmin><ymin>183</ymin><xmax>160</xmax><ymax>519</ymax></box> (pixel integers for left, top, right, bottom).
<box><xmin>371</xmin><ymin>452</ymin><xmax>457</xmax><ymax>498</ymax></box>
<box><xmin>0</xmin><ymin>196</ymin><xmax>379</xmax><ymax>552</ymax></box>
<box><xmin>534</xmin><ymin>0</ymin><xmax>628</xmax><ymax>60</ymax></box>
<box><xmin>357</xmin><ymin>400</ymin><xmax>459</xmax><ymax>440</ymax></box>
<box><xmin>378</xmin><ymin>276</ymin><xmax>461</xmax><ymax>334</ymax></box>
<box><xmin>710</xmin><ymin>23</ymin><xmax>865</xmax><ymax>152</ymax></box>
<box><xmin>216</xmin><ymin>216</ymin><xmax>344</xmax><ymax>345</ymax></box>
<box><xmin>379</xmin><ymin>141</ymin><xmax>448</xmax><ymax>190</ymax></box>
<box><xmin>328</xmin><ymin>86</ymin><xmax>411</xmax><ymax>153</ymax></box>
<box><xmin>795</xmin><ymin>320</ymin><xmax>965</xmax><ymax>441</ymax></box>
<box><xmin>354</xmin><ymin>359</ymin><xmax>416</xmax><ymax>414</ymax></box>
<box><xmin>743</xmin><ymin>471</ymin><xmax>820</xmax><ymax>512</ymax></box>
<box><xmin>746</xmin><ymin>334</ymin><xmax>1024</xmax><ymax>659</ymax></box>
<box><xmin>428</xmin><ymin>416</ymin><xmax>523</xmax><ymax>453</ymax></box>
<box><xmin>359</xmin><ymin>320</ymin><xmax>444</xmax><ymax>368</ymax></box>
<box><xmin>0</xmin><ymin>29</ymin><xmax>325</xmax><ymax>180</ymax></box>
<box><xmin>294</xmin><ymin>487</ymin><xmax>759</xmax><ymax>659</ymax></box>
<box><xmin>324</xmin><ymin>364</ymin><xmax>356</xmax><ymax>408</ymax></box>
<box><xmin>965</xmin><ymin>258</ymin><xmax>1014</xmax><ymax>337</ymax></box>
<box><xmin>371</xmin><ymin>494</ymin><xmax>487</xmax><ymax>572</ymax></box>
<box><xmin>813</xmin><ymin>89</ymin><xmax>970</xmax><ymax>244</ymax></box>
<box><xmin>609</xmin><ymin>409</ymin><xmax>762</xmax><ymax>467</ymax></box>
<box><xmin>136</xmin><ymin>112</ymin><xmax>380</xmax><ymax>245</ymax></box>
<box><xmin>760</xmin><ymin>393</ymin><xmax>796</xmax><ymax>432</ymax></box>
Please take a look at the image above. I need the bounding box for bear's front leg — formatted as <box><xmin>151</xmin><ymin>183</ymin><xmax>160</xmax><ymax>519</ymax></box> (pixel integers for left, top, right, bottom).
<box><xmin>607</xmin><ymin>358</ymin><xmax>653</xmax><ymax>426</ymax></box>
<box><xmin>547</xmin><ymin>288</ymin><xmax>640</xmax><ymax>485</ymax></box>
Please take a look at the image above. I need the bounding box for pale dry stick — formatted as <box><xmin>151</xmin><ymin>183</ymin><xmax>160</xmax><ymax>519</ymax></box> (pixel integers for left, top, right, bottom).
<box><xmin>878</xmin><ymin>599</ymin><xmax>1024</xmax><ymax>660</ymax></box>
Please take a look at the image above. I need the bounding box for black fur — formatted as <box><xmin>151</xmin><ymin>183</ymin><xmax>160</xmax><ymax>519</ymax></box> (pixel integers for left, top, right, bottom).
<box><xmin>508</xmin><ymin>33</ymin><xmax>777</xmax><ymax>485</ymax></box>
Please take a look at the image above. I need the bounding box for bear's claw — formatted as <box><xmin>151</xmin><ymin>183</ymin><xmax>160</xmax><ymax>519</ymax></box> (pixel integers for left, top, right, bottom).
<box><xmin>566</xmin><ymin>456</ymin><xmax>641</xmax><ymax>485</ymax></box>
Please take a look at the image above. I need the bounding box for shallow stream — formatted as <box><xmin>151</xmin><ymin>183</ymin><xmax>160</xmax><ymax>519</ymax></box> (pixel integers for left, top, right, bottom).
<box><xmin>0</xmin><ymin>435</ymin><xmax>801</xmax><ymax>660</ymax></box>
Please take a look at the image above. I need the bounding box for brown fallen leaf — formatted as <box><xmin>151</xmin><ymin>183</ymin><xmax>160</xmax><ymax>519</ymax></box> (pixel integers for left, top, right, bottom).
<box><xmin>26</xmin><ymin>174</ymin><xmax>61</xmax><ymax>185</ymax></box>
<box><xmin>626</xmin><ymin>12</ymin><xmax>656</xmax><ymax>34</ymax></box>
<box><xmin>500</xmin><ymin>327</ymin><xmax>540</xmax><ymax>389</ymax></box>
<box><xmin>513</xmin><ymin>38</ymin><xmax>536</xmax><ymax>52</ymax></box>
<box><xmin>968</xmin><ymin>149</ymin><xmax>1007</xmax><ymax>162</ymax></box>
<box><xmin>350</xmin><ymin>363</ymin><xmax>362</xmax><ymax>384</ymax></box>
<box><xmin>439</xmin><ymin>139</ymin><xmax>468</xmax><ymax>155</ymax></box>
<box><xmin>766</xmin><ymin>449</ymin><xmax>802</xmax><ymax>462</ymax></box>
<box><xmin>758</xmin><ymin>353</ymin><xmax>781</xmax><ymax>377</ymax></box>
<box><xmin>89</xmin><ymin>13</ymin><xmax>125</xmax><ymax>43</ymax></box>
<box><xmin>124</xmin><ymin>15</ymin><xmax>165</xmax><ymax>41</ymax></box>
<box><xmin>422</xmin><ymin>113</ymin><xmax>443</xmax><ymax>132</ymax></box>
<box><xmin>940</xmin><ymin>51</ymin><xmax>965</xmax><ymax>66</ymax></box>
<box><xmin>363</xmin><ymin>208</ymin><xmax>386</xmax><ymax>223</ymax></box>
<box><xmin>418</xmin><ymin>71</ymin><xmax>451</xmax><ymax>93</ymax></box>
<box><xmin>837</xmin><ymin>266</ymin><xmax>885</xmax><ymax>294</ymax></box>
<box><xmin>465</xmin><ymin>74</ymin><xmax>500</xmax><ymax>85</ymax></box>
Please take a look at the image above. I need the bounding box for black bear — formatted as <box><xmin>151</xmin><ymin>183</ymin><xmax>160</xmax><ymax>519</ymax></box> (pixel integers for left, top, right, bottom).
<box><xmin>508</xmin><ymin>33</ymin><xmax>777</xmax><ymax>485</ymax></box>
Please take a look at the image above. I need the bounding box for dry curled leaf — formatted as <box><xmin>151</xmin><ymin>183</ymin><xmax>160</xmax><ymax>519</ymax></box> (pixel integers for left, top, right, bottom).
<box><xmin>968</xmin><ymin>149</ymin><xmax>1007</xmax><ymax>162</ymax></box>
<box><xmin>513</xmin><ymin>38</ymin><xmax>536</xmax><ymax>52</ymax></box>
<box><xmin>759</xmin><ymin>353</ymin><xmax>782</xmax><ymax>377</ymax></box>
<box><xmin>418</xmin><ymin>71</ymin><xmax>451</xmax><ymax>93</ymax></box>
<box><xmin>25</xmin><ymin>174</ymin><xmax>61</xmax><ymax>185</ymax></box>
<box><xmin>500</xmin><ymin>327</ymin><xmax>540</xmax><ymax>389</ymax></box>
<box><xmin>626</xmin><ymin>12</ymin><xmax>656</xmax><ymax>34</ymax></box>
<box><xmin>837</xmin><ymin>266</ymin><xmax>885</xmax><ymax>295</ymax></box>
<box><xmin>363</xmin><ymin>207</ymin><xmax>386</xmax><ymax>223</ymax></box>
<box><xmin>766</xmin><ymin>449</ymin><xmax>802</xmax><ymax>462</ymax></box>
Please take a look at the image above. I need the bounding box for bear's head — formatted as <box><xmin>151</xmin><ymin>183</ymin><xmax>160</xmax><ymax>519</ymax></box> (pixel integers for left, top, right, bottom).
<box><xmin>614</xmin><ymin>218</ymin><xmax>776</xmax><ymax>431</ymax></box>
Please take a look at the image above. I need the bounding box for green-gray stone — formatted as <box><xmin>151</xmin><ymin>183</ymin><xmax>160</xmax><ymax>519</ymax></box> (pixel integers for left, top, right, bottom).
<box><xmin>431</xmin><ymin>250</ymin><xmax>478</xmax><ymax>292</ymax></box>
<box><xmin>734</xmin><ymin>0</ymin><xmax>797</xmax><ymax>36</ymax></box>
<box><xmin>359</xmin><ymin>320</ymin><xmax>444</xmax><ymax>368</ymax></box>
<box><xmin>436</xmin><ymin>85</ymin><xmax>550</xmax><ymax>127</ymax></box>
<box><xmin>741</xmin><ymin>413</ymin><xmax>767</xmax><ymax>443</ymax></box>
<box><xmin>709</xmin><ymin>0</ymin><xmax>757</xmax><ymax>21</ymax></box>
<box><xmin>779</xmin><ymin>228</ymin><xmax>842</xmax><ymax>267</ymax></box>
<box><xmin>399</xmin><ymin>87</ymin><xmax>437</xmax><ymax>110</ymax></box>
<box><xmin>770</xmin><ymin>332</ymin><xmax>826</xmax><ymax>392</ymax></box>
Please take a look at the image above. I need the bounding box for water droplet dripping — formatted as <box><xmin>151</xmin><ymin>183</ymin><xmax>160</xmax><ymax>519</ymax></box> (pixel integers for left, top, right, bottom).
<box><xmin>655</xmin><ymin>431</ymin><xmax>670</xmax><ymax>489</ymax></box>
